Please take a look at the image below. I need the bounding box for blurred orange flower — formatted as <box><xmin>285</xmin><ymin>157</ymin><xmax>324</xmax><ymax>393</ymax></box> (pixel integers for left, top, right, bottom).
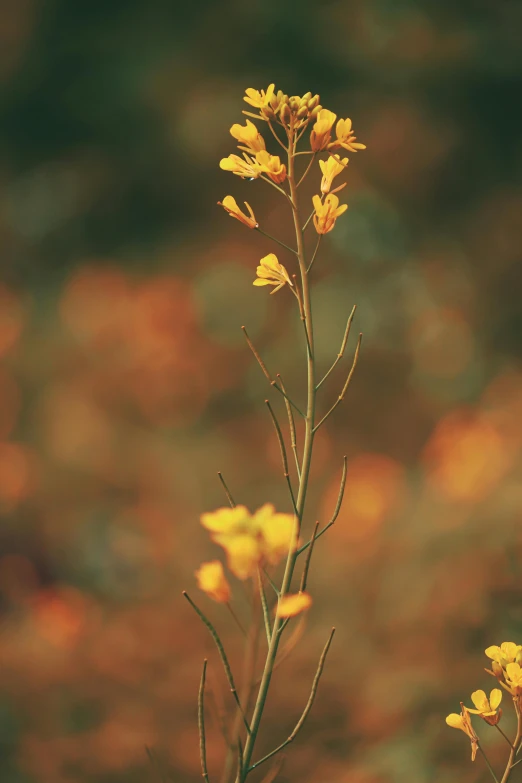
<box><xmin>278</xmin><ymin>592</ymin><xmax>312</xmax><ymax>618</ymax></box>
<box><xmin>195</xmin><ymin>561</ymin><xmax>231</xmax><ymax>603</ymax></box>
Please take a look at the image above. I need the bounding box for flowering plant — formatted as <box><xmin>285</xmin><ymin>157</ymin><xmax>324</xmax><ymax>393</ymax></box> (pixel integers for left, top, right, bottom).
<box><xmin>183</xmin><ymin>84</ymin><xmax>365</xmax><ymax>783</ymax></box>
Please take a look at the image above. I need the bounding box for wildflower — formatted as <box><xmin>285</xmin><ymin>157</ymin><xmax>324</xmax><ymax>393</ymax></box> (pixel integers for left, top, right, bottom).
<box><xmin>244</xmin><ymin>84</ymin><xmax>276</xmax><ymax>112</ymax></box>
<box><xmin>485</xmin><ymin>642</ymin><xmax>522</xmax><ymax>667</ymax></box>
<box><xmin>219</xmin><ymin>154</ymin><xmax>261</xmax><ymax>179</ymax></box>
<box><xmin>319</xmin><ymin>154</ymin><xmax>348</xmax><ymax>194</ymax></box>
<box><xmin>195</xmin><ymin>561</ymin><xmax>231</xmax><ymax>603</ymax></box>
<box><xmin>312</xmin><ymin>193</ymin><xmax>348</xmax><ymax>234</ymax></box>
<box><xmin>310</xmin><ymin>109</ymin><xmax>337</xmax><ymax>152</ymax></box>
<box><xmin>218</xmin><ymin>196</ymin><xmax>258</xmax><ymax>229</ymax></box>
<box><xmin>253</xmin><ymin>253</ymin><xmax>293</xmax><ymax>294</ymax></box>
<box><xmin>255</xmin><ymin>150</ymin><xmax>287</xmax><ymax>184</ymax></box>
<box><xmin>503</xmin><ymin>663</ymin><xmax>522</xmax><ymax>696</ymax></box>
<box><xmin>466</xmin><ymin>689</ymin><xmax>502</xmax><ymax>725</ymax></box>
<box><xmin>446</xmin><ymin>704</ymin><xmax>479</xmax><ymax>761</ymax></box>
<box><xmin>278</xmin><ymin>592</ymin><xmax>312</xmax><ymax>618</ymax></box>
<box><xmin>328</xmin><ymin>118</ymin><xmax>366</xmax><ymax>153</ymax></box>
<box><xmin>200</xmin><ymin>504</ymin><xmax>294</xmax><ymax>580</ymax></box>
<box><xmin>230</xmin><ymin>119</ymin><xmax>266</xmax><ymax>153</ymax></box>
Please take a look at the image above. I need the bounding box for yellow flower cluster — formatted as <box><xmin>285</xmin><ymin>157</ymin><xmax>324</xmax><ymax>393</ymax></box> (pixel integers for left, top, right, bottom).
<box><xmin>445</xmin><ymin>641</ymin><xmax>522</xmax><ymax>761</ymax></box>
<box><xmin>217</xmin><ymin>83</ymin><xmax>366</xmax><ymax>296</ymax></box>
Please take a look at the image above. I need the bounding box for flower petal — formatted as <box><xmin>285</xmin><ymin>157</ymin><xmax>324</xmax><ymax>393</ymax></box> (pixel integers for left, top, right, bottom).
<box><xmin>278</xmin><ymin>592</ymin><xmax>312</xmax><ymax>618</ymax></box>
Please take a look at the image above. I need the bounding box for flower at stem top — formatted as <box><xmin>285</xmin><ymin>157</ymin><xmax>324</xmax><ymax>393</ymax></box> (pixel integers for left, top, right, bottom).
<box><xmin>218</xmin><ymin>196</ymin><xmax>258</xmax><ymax>228</ymax></box>
<box><xmin>200</xmin><ymin>504</ymin><xmax>295</xmax><ymax>580</ymax></box>
<box><xmin>466</xmin><ymin>689</ymin><xmax>502</xmax><ymax>725</ymax></box>
<box><xmin>255</xmin><ymin>150</ymin><xmax>287</xmax><ymax>184</ymax></box>
<box><xmin>219</xmin><ymin>154</ymin><xmax>261</xmax><ymax>179</ymax></box>
<box><xmin>310</xmin><ymin>109</ymin><xmax>337</xmax><ymax>152</ymax></box>
<box><xmin>243</xmin><ymin>84</ymin><xmax>276</xmax><ymax>118</ymax></box>
<box><xmin>486</xmin><ymin>642</ymin><xmax>522</xmax><ymax>667</ymax></box>
<box><xmin>446</xmin><ymin>704</ymin><xmax>479</xmax><ymax>761</ymax></box>
<box><xmin>253</xmin><ymin>253</ymin><xmax>293</xmax><ymax>294</ymax></box>
<box><xmin>319</xmin><ymin>154</ymin><xmax>348</xmax><ymax>194</ymax></box>
<box><xmin>195</xmin><ymin>561</ymin><xmax>231</xmax><ymax>603</ymax></box>
<box><xmin>312</xmin><ymin>193</ymin><xmax>348</xmax><ymax>234</ymax></box>
<box><xmin>328</xmin><ymin>117</ymin><xmax>366</xmax><ymax>153</ymax></box>
<box><xmin>230</xmin><ymin>119</ymin><xmax>266</xmax><ymax>153</ymax></box>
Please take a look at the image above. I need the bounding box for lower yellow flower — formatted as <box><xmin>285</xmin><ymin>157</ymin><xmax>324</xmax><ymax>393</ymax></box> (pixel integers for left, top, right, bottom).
<box><xmin>466</xmin><ymin>689</ymin><xmax>502</xmax><ymax>725</ymax></box>
<box><xmin>278</xmin><ymin>592</ymin><xmax>312</xmax><ymax>618</ymax></box>
<box><xmin>255</xmin><ymin>150</ymin><xmax>287</xmax><ymax>184</ymax></box>
<box><xmin>230</xmin><ymin>119</ymin><xmax>266</xmax><ymax>153</ymax></box>
<box><xmin>200</xmin><ymin>504</ymin><xmax>295</xmax><ymax>580</ymax></box>
<box><xmin>253</xmin><ymin>253</ymin><xmax>293</xmax><ymax>294</ymax></box>
<box><xmin>319</xmin><ymin>154</ymin><xmax>348</xmax><ymax>194</ymax></box>
<box><xmin>195</xmin><ymin>561</ymin><xmax>231</xmax><ymax>603</ymax></box>
<box><xmin>328</xmin><ymin>118</ymin><xmax>366</xmax><ymax>153</ymax></box>
<box><xmin>219</xmin><ymin>154</ymin><xmax>261</xmax><ymax>179</ymax></box>
<box><xmin>218</xmin><ymin>196</ymin><xmax>258</xmax><ymax>229</ymax></box>
<box><xmin>312</xmin><ymin>193</ymin><xmax>348</xmax><ymax>234</ymax></box>
<box><xmin>446</xmin><ymin>704</ymin><xmax>479</xmax><ymax>761</ymax></box>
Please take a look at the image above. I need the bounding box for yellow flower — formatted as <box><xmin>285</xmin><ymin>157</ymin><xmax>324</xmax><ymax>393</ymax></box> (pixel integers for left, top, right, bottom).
<box><xmin>485</xmin><ymin>642</ymin><xmax>522</xmax><ymax>667</ymax></box>
<box><xmin>319</xmin><ymin>154</ymin><xmax>348</xmax><ymax>194</ymax></box>
<box><xmin>466</xmin><ymin>689</ymin><xmax>502</xmax><ymax>725</ymax></box>
<box><xmin>253</xmin><ymin>253</ymin><xmax>293</xmax><ymax>294</ymax></box>
<box><xmin>504</xmin><ymin>663</ymin><xmax>522</xmax><ymax>696</ymax></box>
<box><xmin>312</xmin><ymin>193</ymin><xmax>348</xmax><ymax>234</ymax></box>
<box><xmin>310</xmin><ymin>109</ymin><xmax>337</xmax><ymax>152</ymax></box>
<box><xmin>195</xmin><ymin>561</ymin><xmax>231</xmax><ymax>603</ymax></box>
<box><xmin>278</xmin><ymin>592</ymin><xmax>312</xmax><ymax>618</ymax></box>
<box><xmin>446</xmin><ymin>704</ymin><xmax>479</xmax><ymax>761</ymax></box>
<box><xmin>200</xmin><ymin>504</ymin><xmax>295</xmax><ymax>580</ymax></box>
<box><xmin>230</xmin><ymin>119</ymin><xmax>266</xmax><ymax>153</ymax></box>
<box><xmin>328</xmin><ymin>118</ymin><xmax>366</xmax><ymax>153</ymax></box>
<box><xmin>244</xmin><ymin>84</ymin><xmax>276</xmax><ymax>111</ymax></box>
<box><xmin>218</xmin><ymin>196</ymin><xmax>258</xmax><ymax>229</ymax></box>
<box><xmin>255</xmin><ymin>150</ymin><xmax>287</xmax><ymax>184</ymax></box>
<box><xmin>219</xmin><ymin>154</ymin><xmax>261</xmax><ymax>179</ymax></box>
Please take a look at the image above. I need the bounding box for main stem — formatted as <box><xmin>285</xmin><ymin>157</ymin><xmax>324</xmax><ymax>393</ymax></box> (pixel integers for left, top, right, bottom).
<box><xmin>500</xmin><ymin>701</ymin><xmax>522</xmax><ymax>783</ymax></box>
<box><xmin>238</xmin><ymin>124</ymin><xmax>316</xmax><ymax>781</ymax></box>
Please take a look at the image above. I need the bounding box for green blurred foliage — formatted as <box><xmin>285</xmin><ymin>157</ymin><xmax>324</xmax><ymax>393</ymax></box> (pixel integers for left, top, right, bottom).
<box><xmin>0</xmin><ymin>1</ymin><xmax>522</xmax><ymax>782</ymax></box>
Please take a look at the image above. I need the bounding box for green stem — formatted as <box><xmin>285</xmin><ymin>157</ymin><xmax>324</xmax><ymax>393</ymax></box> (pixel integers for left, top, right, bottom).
<box><xmin>237</xmin><ymin>119</ymin><xmax>317</xmax><ymax>783</ymax></box>
<box><xmin>500</xmin><ymin>700</ymin><xmax>522</xmax><ymax>783</ymax></box>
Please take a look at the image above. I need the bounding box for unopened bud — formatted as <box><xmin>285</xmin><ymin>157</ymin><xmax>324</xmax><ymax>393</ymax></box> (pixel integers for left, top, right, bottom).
<box><xmin>492</xmin><ymin>661</ymin><xmax>504</xmax><ymax>680</ymax></box>
<box><xmin>310</xmin><ymin>105</ymin><xmax>322</xmax><ymax>120</ymax></box>
<box><xmin>280</xmin><ymin>104</ymin><xmax>291</xmax><ymax>124</ymax></box>
<box><xmin>297</xmin><ymin>105</ymin><xmax>309</xmax><ymax>119</ymax></box>
<box><xmin>289</xmin><ymin>96</ymin><xmax>299</xmax><ymax>111</ymax></box>
<box><xmin>308</xmin><ymin>95</ymin><xmax>320</xmax><ymax>110</ymax></box>
<box><xmin>301</xmin><ymin>91</ymin><xmax>312</xmax><ymax>103</ymax></box>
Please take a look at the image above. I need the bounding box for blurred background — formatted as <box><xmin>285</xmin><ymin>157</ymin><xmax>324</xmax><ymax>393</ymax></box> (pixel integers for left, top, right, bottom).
<box><xmin>1</xmin><ymin>0</ymin><xmax>521</xmax><ymax>781</ymax></box>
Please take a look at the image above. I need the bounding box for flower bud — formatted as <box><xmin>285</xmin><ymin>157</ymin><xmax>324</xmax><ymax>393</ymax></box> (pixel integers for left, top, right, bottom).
<box><xmin>297</xmin><ymin>105</ymin><xmax>309</xmax><ymax>119</ymax></box>
<box><xmin>300</xmin><ymin>91</ymin><xmax>312</xmax><ymax>105</ymax></box>
<box><xmin>308</xmin><ymin>95</ymin><xmax>320</xmax><ymax>110</ymax></box>
<box><xmin>492</xmin><ymin>661</ymin><xmax>504</xmax><ymax>679</ymax></box>
<box><xmin>310</xmin><ymin>105</ymin><xmax>322</xmax><ymax>119</ymax></box>
<box><xmin>280</xmin><ymin>104</ymin><xmax>291</xmax><ymax>124</ymax></box>
<box><xmin>289</xmin><ymin>96</ymin><xmax>299</xmax><ymax>111</ymax></box>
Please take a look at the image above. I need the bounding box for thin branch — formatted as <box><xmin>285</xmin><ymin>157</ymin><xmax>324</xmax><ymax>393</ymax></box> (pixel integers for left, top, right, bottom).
<box><xmin>316</xmin><ymin>305</ymin><xmax>357</xmax><ymax>390</ymax></box>
<box><xmin>259</xmin><ymin>174</ymin><xmax>294</xmax><ymax>207</ymax></box>
<box><xmin>255</xmin><ymin>227</ymin><xmax>297</xmax><ymax>256</ymax></box>
<box><xmin>257</xmin><ymin>569</ymin><xmax>272</xmax><ymax>644</ymax></box>
<box><xmin>299</xmin><ymin>521</ymin><xmax>319</xmax><ymax>592</ymax></box>
<box><xmin>267</xmin><ymin>120</ymin><xmax>288</xmax><ymax>152</ymax></box>
<box><xmin>277</xmin><ymin>373</ymin><xmax>300</xmax><ymax>479</ymax></box>
<box><xmin>226</xmin><ymin>602</ymin><xmax>247</xmax><ymax>637</ymax></box>
<box><xmin>478</xmin><ymin>745</ymin><xmax>499</xmax><ymax>783</ymax></box>
<box><xmin>182</xmin><ymin>592</ymin><xmax>251</xmax><ymax>735</ymax></box>
<box><xmin>262</xmin><ymin>567</ymin><xmax>280</xmax><ymax>598</ymax></box>
<box><xmin>265</xmin><ymin>399</ymin><xmax>297</xmax><ymax>513</ymax></box>
<box><xmin>241</xmin><ymin>326</ymin><xmax>305</xmax><ymax>418</ymax></box>
<box><xmin>297</xmin><ymin>456</ymin><xmax>347</xmax><ymax>555</ymax></box>
<box><xmin>145</xmin><ymin>746</ymin><xmax>169</xmax><ymax>783</ymax></box>
<box><xmin>306</xmin><ymin>236</ymin><xmax>322</xmax><ymax>273</ymax></box>
<box><xmin>248</xmin><ymin>628</ymin><xmax>336</xmax><ymax>772</ymax></box>
<box><xmin>495</xmin><ymin>724</ymin><xmax>516</xmax><ymax>750</ymax></box>
<box><xmin>217</xmin><ymin>472</ymin><xmax>236</xmax><ymax>508</ymax></box>
<box><xmin>296</xmin><ymin>153</ymin><xmax>316</xmax><ymax>188</ymax></box>
<box><xmin>313</xmin><ymin>333</ymin><xmax>362</xmax><ymax>433</ymax></box>
<box><xmin>302</xmin><ymin>209</ymin><xmax>315</xmax><ymax>232</ymax></box>
<box><xmin>198</xmin><ymin>659</ymin><xmax>210</xmax><ymax>783</ymax></box>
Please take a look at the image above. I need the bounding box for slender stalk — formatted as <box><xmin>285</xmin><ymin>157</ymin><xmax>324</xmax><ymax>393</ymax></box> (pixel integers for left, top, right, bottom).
<box><xmin>238</xmin><ymin>117</ymin><xmax>318</xmax><ymax>783</ymax></box>
<box><xmin>218</xmin><ymin>472</ymin><xmax>236</xmax><ymax>508</ymax></box>
<box><xmin>307</xmin><ymin>235</ymin><xmax>322</xmax><ymax>273</ymax></box>
<box><xmin>297</xmin><ymin>456</ymin><xmax>347</xmax><ymax>555</ymax></box>
<box><xmin>495</xmin><ymin>724</ymin><xmax>516</xmax><ymax>750</ymax></box>
<box><xmin>198</xmin><ymin>660</ymin><xmax>210</xmax><ymax>783</ymax></box>
<box><xmin>255</xmin><ymin>227</ymin><xmax>297</xmax><ymax>256</ymax></box>
<box><xmin>499</xmin><ymin>700</ymin><xmax>522</xmax><ymax>783</ymax></box>
<box><xmin>277</xmin><ymin>373</ymin><xmax>300</xmax><ymax>479</ymax></box>
<box><xmin>313</xmin><ymin>333</ymin><xmax>362</xmax><ymax>433</ymax></box>
<box><xmin>265</xmin><ymin>398</ymin><xmax>297</xmax><ymax>513</ymax></box>
<box><xmin>296</xmin><ymin>153</ymin><xmax>316</xmax><ymax>188</ymax></box>
<box><xmin>316</xmin><ymin>305</ymin><xmax>357</xmax><ymax>390</ymax></box>
<box><xmin>479</xmin><ymin>745</ymin><xmax>500</xmax><ymax>783</ymax></box>
<box><xmin>257</xmin><ymin>568</ymin><xmax>272</xmax><ymax>644</ymax></box>
<box><xmin>267</xmin><ymin>120</ymin><xmax>288</xmax><ymax>151</ymax></box>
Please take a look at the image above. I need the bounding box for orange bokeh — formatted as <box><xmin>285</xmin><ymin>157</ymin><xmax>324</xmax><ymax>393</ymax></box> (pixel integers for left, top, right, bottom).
<box><xmin>0</xmin><ymin>283</ymin><xmax>25</xmax><ymax>357</ymax></box>
<box><xmin>422</xmin><ymin>408</ymin><xmax>513</xmax><ymax>503</ymax></box>
<box><xmin>0</xmin><ymin>441</ymin><xmax>34</xmax><ymax>508</ymax></box>
<box><xmin>0</xmin><ymin>366</ymin><xmax>20</xmax><ymax>438</ymax></box>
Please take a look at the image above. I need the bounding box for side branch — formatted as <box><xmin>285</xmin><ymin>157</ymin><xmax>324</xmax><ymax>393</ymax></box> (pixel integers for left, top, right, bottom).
<box><xmin>255</xmin><ymin>227</ymin><xmax>297</xmax><ymax>257</ymax></box>
<box><xmin>277</xmin><ymin>373</ymin><xmax>300</xmax><ymax>479</ymax></box>
<box><xmin>265</xmin><ymin>399</ymin><xmax>297</xmax><ymax>513</ymax></box>
<box><xmin>217</xmin><ymin>472</ymin><xmax>236</xmax><ymax>508</ymax></box>
<box><xmin>247</xmin><ymin>628</ymin><xmax>336</xmax><ymax>772</ymax></box>
<box><xmin>299</xmin><ymin>521</ymin><xmax>319</xmax><ymax>592</ymax></box>
<box><xmin>313</xmin><ymin>333</ymin><xmax>362</xmax><ymax>433</ymax></box>
<box><xmin>242</xmin><ymin>326</ymin><xmax>305</xmax><ymax>418</ymax></box>
<box><xmin>297</xmin><ymin>456</ymin><xmax>347</xmax><ymax>555</ymax></box>
<box><xmin>316</xmin><ymin>305</ymin><xmax>356</xmax><ymax>390</ymax></box>
<box><xmin>183</xmin><ymin>592</ymin><xmax>251</xmax><ymax>735</ymax></box>
<box><xmin>198</xmin><ymin>659</ymin><xmax>210</xmax><ymax>783</ymax></box>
